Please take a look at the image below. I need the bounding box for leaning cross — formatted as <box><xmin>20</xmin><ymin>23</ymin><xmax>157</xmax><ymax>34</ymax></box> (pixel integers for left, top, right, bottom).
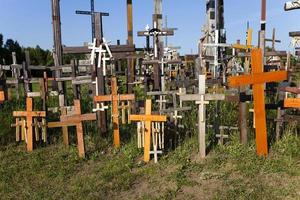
<box><xmin>228</xmin><ymin>48</ymin><xmax>288</xmax><ymax>156</ymax></box>
<box><xmin>48</xmin><ymin>100</ymin><xmax>97</xmax><ymax>158</ymax></box>
<box><xmin>129</xmin><ymin>99</ymin><xmax>167</xmax><ymax>163</ymax></box>
<box><xmin>13</xmin><ymin>98</ymin><xmax>46</xmax><ymax>152</ymax></box>
<box><xmin>180</xmin><ymin>75</ymin><xmax>225</xmax><ymax>158</ymax></box>
<box><xmin>94</xmin><ymin>77</ymin><xmax>135</xmax><ymax>148</ymax></box>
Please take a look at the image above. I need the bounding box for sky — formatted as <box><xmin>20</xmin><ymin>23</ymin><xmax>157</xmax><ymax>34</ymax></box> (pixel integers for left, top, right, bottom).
<box><xmin>0</xmin><ymin>0</ymin><xmax>299</xmax><ymax>54</ymax></box>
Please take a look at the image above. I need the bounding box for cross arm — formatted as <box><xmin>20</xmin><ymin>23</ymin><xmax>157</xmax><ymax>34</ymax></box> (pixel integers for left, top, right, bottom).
<box><xmin>60</xmin><ymin>113</ymin><xmax>97</xmax><ymax>123</ymax></box>
<box><xmin>228</xmin><ymin>71</ymin><xmax>287</xmax><ymax>87</ymax></box>
<box><xmin>13</xmin><ymin>111</ymin><xmax>46</xmax><ymax>117</ymax></box>
<box><xmin>180</xmin><ymin>94</ymin><xmax>225</xmax><ymax>102</ymax></box>
<box><xmin>129</xmin><ymin>115</ymin><xmax>167</xmax><ymax>122</ymax></box>
<box><xmin>94</xmin><ymin>95</ymin><xmax>112</xmax><ymax>102</ymax></box>
<box><xmin>284</xmin><ymin>98</ymin><xmax>300</xmax><ymax>108</ymax></box>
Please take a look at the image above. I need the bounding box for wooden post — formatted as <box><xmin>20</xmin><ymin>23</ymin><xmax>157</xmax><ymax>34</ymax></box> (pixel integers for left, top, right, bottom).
<box><xmin>228</xmin><ymin>49</ymin><xmax>288</xmax><ymax>156</ymax></box>
<box><xmin>127</xmin><ymin>0</ymin><xmax>135</xmax><ymax>93</ymax></box>
<box><xmin>129</xmin><ymin>99</ymin><xmax>167</xmax><ymax>162</ymax></box>
<box><xmin>13</xmin><ymin>98</ymin><xmax>46</xmax><ymax>151</ymax></box>
<box><xmin>71</xmin><ymin>59</ymin><xmax>81</xmax><ymax>99</ymax></box>
<box><xmin>51</xmin><ymin>0</ymin><xmax>68</xmax><ymax>145</ymax></box>
<box><xmin>94</xmin><ymin>77</ymin><xmax>135</xmax><ymax>147</ymax></box>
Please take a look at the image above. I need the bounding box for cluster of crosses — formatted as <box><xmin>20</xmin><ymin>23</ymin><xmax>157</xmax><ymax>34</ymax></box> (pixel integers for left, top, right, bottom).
<box><xmin>0</xmin><ymin>0</ymin><xmax>299</xmax><ymax>164</ymax></box>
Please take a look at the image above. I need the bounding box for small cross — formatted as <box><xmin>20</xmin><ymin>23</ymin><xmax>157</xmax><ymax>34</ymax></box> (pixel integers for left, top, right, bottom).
<box><xmin>129</xmin><ymin>99</ymin><xmax>167</xmax><ymax>163</ymax></box>
<box><xmin>13</xmin><ymin>98</ymin><xmax>46</xmax><ymax>152</ymax></box>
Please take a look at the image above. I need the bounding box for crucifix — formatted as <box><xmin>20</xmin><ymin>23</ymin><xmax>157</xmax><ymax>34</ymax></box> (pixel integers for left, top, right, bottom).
<box><xmin>75</xmin><ymin>0</ymin><xmax>109</xmax><ymax>40</ymax></box>
<box><xmin>94</xmin><ymin>76</ymin><xmax>135</xmax><ymax>148</ymax></box>
<box><xmin>180</xmin><ymin>75</ymin><xmax>225</xmax><ymax>158</ymax></box>
<box><xmin>228</xmin><ymin>48</ymin><xmax>288</xmax><ymax>156</ymax></box>
<box><xmin>129</xmin><ymin>99</ymin><xmax>167</xmax><ymax>163</ymax></box>
<box><xmin>48</xmin><ymin>100</ymin><xmax>96</xmax><ymax>158</ymax></box>
<box><xmin>13</xmin><ymin>98</ymin><xmax>46</xmax><ymax>152</ymax></box>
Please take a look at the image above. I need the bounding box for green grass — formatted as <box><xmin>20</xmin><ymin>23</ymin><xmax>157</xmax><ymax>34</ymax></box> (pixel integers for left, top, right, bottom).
<box><xmin>0</xmin><ymin>132</ymin><xmax>299</xmax><ymax>200</ymax></box>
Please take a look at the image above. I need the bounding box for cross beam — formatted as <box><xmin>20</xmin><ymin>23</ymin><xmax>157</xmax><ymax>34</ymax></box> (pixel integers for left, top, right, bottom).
<box><xmin>129</xmin><ymin>99</ymin><xmax>167</xmax><ymax>162</ymax></box>
<box><xmin>13</xmin><ymin>98</ymin><xmax>46</xmax><ymax>151</ymax></box>
<box><xmin>228</xmin><ymin>49</ymin><xmax>288</xmax><ymax>156</ymax></box>
<box><xmin>284</xmin><ymin>98</ymin><xmax>300</xmax><ymax>108</ymax></box>
<box><xmin>94</xmin><ymin>77</ymin><xmax>135</xmax><ymax>148</ymax></box>
<box><xmin>48</xmin><ymin>100</ymin><xmax>96</xmax><ymax>158</ymax></box>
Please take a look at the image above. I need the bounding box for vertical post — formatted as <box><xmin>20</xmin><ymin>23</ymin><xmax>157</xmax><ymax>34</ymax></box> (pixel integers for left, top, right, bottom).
<box><xmin>71</xmin><ymin>59</ymin><xmax>81</xmax><ymax>99</ymax></box>
<box><xmin>12</xmin><ymin>52</ymin><xmax>19</xmax><ymax>100</ymax></box>
<box><xmin>74</xmin><ymin>100</ymin><xmax>85</xmax><ymax>158</ymax></box>
<box><xmin>94</xmin><ymin>12</ymin><xmax>107</xmax><ymax>134</ymax></box>
<box><xmin>51</xmin><ymin>0</ymin><xmax>68</xmax><ymax>145</ymax></box>
<box><xmin>26</xmin><ymin>98</ymin><xmax>33</xmax><ymax>152</ymax></box>
<box><xmin>259</xmin><ymin>0</ymin><xmax>266</xmax><ymax>62</ymax></box>
<box><xmin>90</xmin><ymin>0</ymin><xmax>95</xmax><ymax>39</ymax></box>
<box><xmin>144</xmin><ymin>99</ymin><xmax>152</xmax><ymax>162</ymax></box>
<box><xmin>127</xmin><ymin>0</ymin><xmax>134</xmax><ymax>93</ymax></box>
<box><xmin>111</xmin><ymin>77</ymin><xmax>120</xmax><ymax>148</ymax></box>
<box><xmin>252</xmin><ymin>49</ymin><xmax>268</xmax><ymax>156</ymax></box>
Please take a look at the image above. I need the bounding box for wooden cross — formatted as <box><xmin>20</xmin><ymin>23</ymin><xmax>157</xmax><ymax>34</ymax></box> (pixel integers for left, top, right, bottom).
<box><xmin>228</xmin><ymin>49</ymin><xmax>288</xmax><ymax>156</ymax></box>
<box><xmin>180</xmin><ymin>75</ymin><xmax>225</xmax><ymax>158</ymax></box>
<box><xmin>129</xmin><ymin>99</ymin><xmax>167</xmax><ymax>163</ymax></box>
<box><xmin>48</xmin><ymin>100</ymin><xmax>96</xmax><ymax>158</ymax></box>
<box><xmin>94</xmin><ymin>77</ymin><xmax>135</xmax><ymax>148</ymax></box>
<box><xmin>75</xmin><ymin>0</ymin><xmax>109</xmax><ymax>39</ymax></box>
<box><xmin>13</xmin><ymin>98</ymin><xmax>46</xmax><ymax>152</ymax></box>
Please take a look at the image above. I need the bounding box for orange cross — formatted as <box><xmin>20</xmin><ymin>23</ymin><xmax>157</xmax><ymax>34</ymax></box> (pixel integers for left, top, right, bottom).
<box><xmin>129</xmin><ymin>99</ymin><xmax>167</xmax><ymax>163</ymax></box>
<box><xmin>228</xmin><ymin>49</ymin><xmax>288</xmax><ymax>156</ymax></box>
<box><xmin>94</xmin><ymin>77</ymin><xmax>135</xmax><ymax>148</ymax></box>
<box><xmin>13</xmin><ymin>98</ymin><xmax>46</xmax><ymax>152</ymax></box>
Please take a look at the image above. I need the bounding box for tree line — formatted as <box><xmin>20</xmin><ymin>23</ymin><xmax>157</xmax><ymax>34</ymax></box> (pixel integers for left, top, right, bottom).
<box><xmin>0</xmin><ymin>33</ymin><xmax>54</xmax><ymax>66</ymax></box>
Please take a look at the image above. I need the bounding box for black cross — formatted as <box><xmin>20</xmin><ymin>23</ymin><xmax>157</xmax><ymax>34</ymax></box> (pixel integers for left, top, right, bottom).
<box><xmin>76</xmin><ymin>0</ymin><xmax>109</xmax><ymax>40</ymax></box>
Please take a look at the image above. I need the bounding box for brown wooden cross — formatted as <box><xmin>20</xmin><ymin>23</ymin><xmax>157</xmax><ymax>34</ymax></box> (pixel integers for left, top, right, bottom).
<box><xmin>13</xmin><ymin>98</ymin><xmax>46</xmax><ymax>152</ymax></box>
<box><xmin>48</xmin><ymin>100</ymin><xmax>96</xmax><ymax>158</ymax></box>
<box><xmin>94</xmin><ymin>77</ymin><xmax>135</xmax><ymax>148</ymax></box>
<box><xmin>129</xmin><ymin>99</ymin><xmax>167</xmax><ymax>163</ymax></box>
<box><xmin>228</xmin><ymin>49</ymin><xmax>288</xmax><ymax>156</ymax></box>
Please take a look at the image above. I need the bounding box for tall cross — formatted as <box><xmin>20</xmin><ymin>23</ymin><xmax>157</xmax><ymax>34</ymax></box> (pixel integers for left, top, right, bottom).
<box><xmin>228</xmin><ymin>49</ymin><xmax>288</xmax><ymax>156</ymax></box>
<box><xmin>129</xmin><ymin>99</ymin><xmax>167</xmax><ymax>163</ymax></box>
<box><xmin>76</xmin><ymin>0</ymin><xmax>109</xmax><ymax>40</ymax></box>
<box><xmin>94</xmin><ymin>77</ymin><xmax>135</xmax><ymax>148</ymax></box>
<box><xmin>180</xmin><ymin>75</ymin><xmax>225</xmax><ymax>158</ymax></box>
<box><xmin>265</xmin><ymin>28</ymin><xmax>281</xmax><ymax>51</ymax></box>
<box><xmin>48</xmin><ymin>100</ymin><xmax>96</xmax><ymax>158</ymax></box>
<box><xmin>13</xmin><ymin>98</ymin><xmax>46</xmax><ymax>152</ymax></box>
